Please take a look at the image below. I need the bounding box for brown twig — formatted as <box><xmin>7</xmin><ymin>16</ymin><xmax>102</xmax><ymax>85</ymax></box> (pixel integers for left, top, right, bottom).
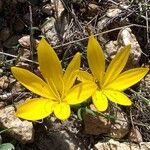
<box><xmin>60</xmin><ymin>0</ymin><xmax>84</xmax><ymax>33</ymax></box>
<box><xmin>0</xmin><ymin>51</ymin><xmax>38</xmax><ymax>64</ymax></box>
<box><xmin>53</xmin><ymin>24</ymin><xmax>150</xmax><ymax>49</ymax></box>
<box><xmin>0</xmin><ymin>24</ymin><xmax>149</xmax><ymax>64</ymax></box>
<box><xmin>145</xmin><ymin>0</ymin><xmax>150</xmax><ymax>44</ymax></box>
<box><xmin>29</xmin><ymin>2</ymin><xmax>34</xmax><ymax>69</ymax></box>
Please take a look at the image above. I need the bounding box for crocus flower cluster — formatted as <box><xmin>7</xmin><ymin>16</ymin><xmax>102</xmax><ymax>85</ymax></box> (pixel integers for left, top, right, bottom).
<box><xmin>11</xmin><ymin>36</ymin><xmax>149</xmax><ymax>121</ymax></box>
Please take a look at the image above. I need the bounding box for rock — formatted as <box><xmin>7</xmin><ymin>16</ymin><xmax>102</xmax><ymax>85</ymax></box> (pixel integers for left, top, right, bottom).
<box><xmin>83</xmin><ymin>107</ymin><xmax>129</xmax><ymax>137</ymax></box>
<box><xmin>41</xmin><ymin>1</ymin><xmax>67</xmax><ymax>44</ymax></box>
<box><xmin>97</xmin><ymin>17</ymin><xmax>109</xmax><ymax>31</ymax></box>
<box><xmin>11</xmin><ymin>81</ymin><xmax>25</xmax><ymax>94</ymax></box>
<box><xmin>118</xmin><ymin>27</ymin><xmax>141</xmax><ymax>50</ymax></box>
<box><xmin>36</xmin><ymin>130</ymin><xmax>84</xmax><ymax>150</ymax></box>
<box><xmin>41</xmin><ymin>17</ymin><xmax>59</xmax><ymax>46</ymax></box>
<box><xmin>51</xmin><ymin>0</ymin><xmax>64</xmax><ymax>17</ymax></box>
<box><xmin>16</xmin><ymin>48</ymin><xmax>32</xmax><ymax>67</ymax></box>
<box><xmin>0</xmin><ymin>101</ymin><xmax>5</xmax><ymax>109</ymax></box>
<box><xmin>128</xmin><ymin>127</ymin><xmax>143</xmax><ymax>143</ymax></box>
<box><xmin>83</xmin><ymin>113</ymin><xmax>111</xmax><ymax>135</ymax></box>
<box><xmin>3</xmin><ymin>35</ymin><xmax>21</xmax><ymax>48</ymax></box>
<box><xmin>94</xmin><ymin>139</ymin><xmax>150</xmax><ymax>150</ymax></box>
<box><xmin>97</xmin><ymin>7</ymin><xmax>128</xmax><ymax>31</ymax></box>
<box><xmin>18</xmin><ymin>35</ymin><xmax>31</xmax><ymax>48</ymax></box>
<box><xmin>140</xmin><ymin>73</ymin><xmax>150</xmax><ymax>96</ymax></box>
<box><xmin>105</xmin><ymin>28</ymin><xmax>142</xmax><ymax>67</ymax></box>
<box><xmin>110</xmin><ymin>110</ymin><xmax>129</xmax><ymax>139</ymax></box>
<box><xmin>0</xmin><ymin>93</ymin><xmax>12</xmax><ymax>101</ymax></box>
<box><xmin>83</xmin><ymin>3</ymin><xmax>100</xmax><ymax>19</ymax></box>
<box><xmin>105</xmin><ymin>41</ymin><xmax>118</xmax><ymax>56</ymax></box>
<box><xmin>97</xmin><ymin>5</ymin><xmax>130</xmax><ymax>44</ymax></box>
<box><xmin>0</xmin><ymin>28</ymin><xmax>10</xmax><ymax>42</ymax></box>
<box><xmin>0</xmin><ymin>106</ymin><xmax>34</xmax><ymax>143</ymax></box>
<box><xmin>34</xmin><ymin>114</ymin><xmax>86</xmax><ymax>150</ymax></box>
<box><xmin>19</xmin><ymin>48</ymin><xmax>31</xmax><ymax>59</ymax></box>
<box><xmin>88</xmin><ymin>3</ymin><xmax>99</xmax><ymax>14</ymax></box>
<box><xmin>42</xmin><ymin>4</ymin><xmax>53</xmax><ymax>16</ymax></box>
<box><xmin>0</xmin><ymin>76</ymin><xmax>9</xmax><ymax>89</ymax></box>
<box><xmin>144</xmin><ymin>73</ymin><xmax>150</xmax><ymax>90</ymax></box>
<box><xmin>106</xmin><ymin>8</ymin><xmax>122</xmax><ymax>18</ymax></box>
<box><xmin>18</xmin><ymin>35</ymin><xmax>38</xmax><ymax>48</ymax></box>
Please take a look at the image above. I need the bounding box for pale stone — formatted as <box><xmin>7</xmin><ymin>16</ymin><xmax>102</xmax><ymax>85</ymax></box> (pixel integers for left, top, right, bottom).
<box><xmin>0</xmin><ymin>76</ymin><xmax>9</xmax><ymax>89</ymax></box>
<box><xmin>41</xmin><ymin>17</ymin><xmax>59</xmax><ymax>46</ymax></box>
<box><xmin>0</xmin><ymin>106</ymin><xmax>34</xmax><ymax>143</ymax></box>
<box><xmin>110</xmin><ymin>110</ymin><xmax>129</xmax><ymax>139</ymax></box>
<box><xmin>94</xmin><ymin>139</ymin><xmax>150</xmax><ymax>150</ymax></box>
<box><xmin>19</xmin><ymin>36</ymin><xmax>31</xmax><ymax>48</ymax></box>
<box><xmin>88</xmin><ymin>3</ymin><xmax>99</xmax><ymax>12</ymax></box>
<box><xmin>51</xmin><ymin>0</ymin><xmax>64</xmax><ymax>17</ymax></box>
<box><xmin>18</xmin><ymin>35</ymin><xmax>38</xmax><ymax>48</ymax></box>
<box><xmin>128</xmin><ymin>127</ymin><xmax>143</xmax><ymax>143</ymax></box>
<box><xmin>106</xmin><ymin>8</ymin><xmax>122</xmax><ymax>18</ymax></box>
<box><xmin>105</xmin><ymin>28</ymin><xmax>142</xmax><ymax>67</ymax></box>
<box><xmin>140</xmin><ymin>73</ymin><xmax>150</xmax><ymax>93</ymax></box>
<box><xmin>42</xmin><ymin>4</ymin><xmax>53</xmax><ymax>16</ymax></box>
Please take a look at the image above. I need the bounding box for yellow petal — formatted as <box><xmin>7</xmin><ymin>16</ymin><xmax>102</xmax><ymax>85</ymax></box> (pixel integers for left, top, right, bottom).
<box><xmin>11</xmin><ymin>67</ymin><xmax>55</xmax><ymax>99</ymax></box>
<box><xmin>54</xmin><ymin>102</ymin><xmax>70</xmax><ymax>120</ymax></box>
<box><xmin>63</xmin><ymin>52</ymin><xmax>81</xmax><ymax>93</ymax></box>
<box><xmin>103</xmin><ymin>45</ymin><xmax>131</xmax><ymax>87</ymax></box>
<box><xmin>37</xmin><ymin>38</ymin><xmax>63</xmax><ymax>93</ymax></box>
<box><xmin>105</xmin><ymin>68</ymin><xmax>149</xmax><ymax>91</ymax></box>
<box><xmin>92</xmin><ymin>90</ymin><xmax>108</xmax><ymax>111</ymax></box>
<box><xmin>77</xmin><ymin>70</ymin><xmax>94</xmax><ymax>82</ymax></box>
<box><xmin>103</xmin><ymin>90</ymin><xmax>132</xmax><ymax>106</ymax></box>
<box><xmin>66</xmin><ymin>82</ymin><xmax>97</xmax><ymax>105</ymax></box>
<box><xmin>87</xmin><ymin>35</ymin><xmax>105</xmax><ymax>84</ymax></box>
<box><xmin>16</xmin><ymin>98</ymin><xmax>54</xmax><ymax>121</ymax></box>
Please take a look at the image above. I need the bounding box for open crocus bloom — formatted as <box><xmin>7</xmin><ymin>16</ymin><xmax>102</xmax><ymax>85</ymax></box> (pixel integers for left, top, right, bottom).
<box><xmin>11</xmin><ymin>38</ymin><xmax>97</xmax><ymax>121</ymax></box>
<box><xmin>78</xmin><ymin>35</ymin><xmax>149</xmax><ymax>112</ymax></box>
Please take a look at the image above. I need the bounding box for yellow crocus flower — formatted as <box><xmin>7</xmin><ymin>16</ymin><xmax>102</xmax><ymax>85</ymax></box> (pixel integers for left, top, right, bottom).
<box><xmin>78</xmin><ymin>35</ymin><xmax>149</xmax><ymax>111</ymax></box>
<box><xmin>11</xmin><ymin>38</ymin><xmax>97</xmax><ymax>121</ymax></box>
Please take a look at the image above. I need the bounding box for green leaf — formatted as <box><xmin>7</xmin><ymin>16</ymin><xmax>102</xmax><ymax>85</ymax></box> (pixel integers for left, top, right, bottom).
<box><xmin>77</xmin><ymin>108</ymin><xmax>84</xmax><ymax>120</ymax></box>
<box><xmin>0</xmin><ymin>143</ymin><xmax>15</xmax><ymax>150</ymax></box>
<box><xmin>85</xmin><ymin>107</ymin><xmax>97</xmax><ymax>117</ymax></box>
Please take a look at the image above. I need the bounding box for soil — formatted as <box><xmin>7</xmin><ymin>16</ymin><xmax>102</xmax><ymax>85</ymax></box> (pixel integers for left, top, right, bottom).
<box><xmin>0</xmin><ymin>0</ymin><xmax>149</xmax><ymax>149</ymax></box>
